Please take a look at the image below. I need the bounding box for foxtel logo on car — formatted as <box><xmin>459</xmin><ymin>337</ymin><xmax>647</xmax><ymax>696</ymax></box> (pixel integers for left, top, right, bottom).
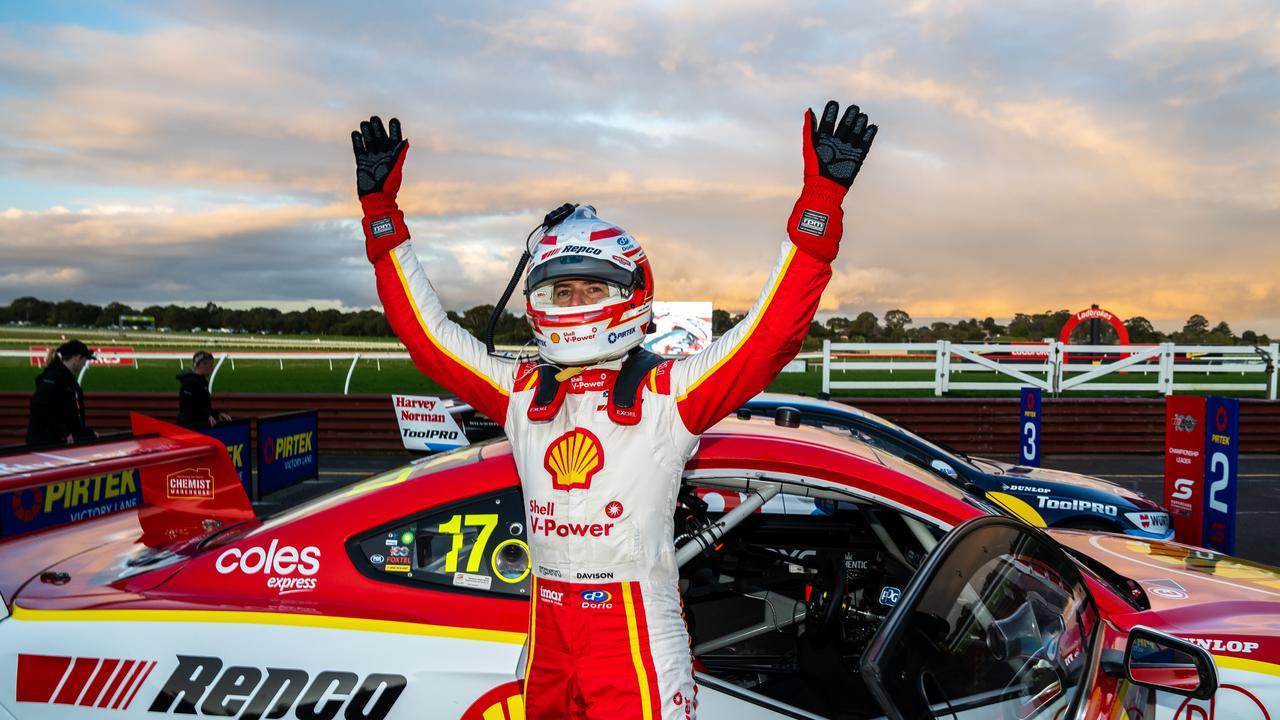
<box><xmin>215</xmin><ymin>539</ymin><xmax>320</xmax><ymax>595</ymax></box>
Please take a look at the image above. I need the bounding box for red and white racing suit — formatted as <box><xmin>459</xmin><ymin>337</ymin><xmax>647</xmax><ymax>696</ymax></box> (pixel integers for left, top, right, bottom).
<box><xmin>365</xmin><ymin>178</ymin><xmax>846</xmax><ymax>720</ymax></box>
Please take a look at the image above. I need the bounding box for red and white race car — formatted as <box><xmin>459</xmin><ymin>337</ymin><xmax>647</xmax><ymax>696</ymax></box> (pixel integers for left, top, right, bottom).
<box><xmin>1</xmin><ymin>414</ymin><xmax>1277</xmax><ymax>719</ymax></box>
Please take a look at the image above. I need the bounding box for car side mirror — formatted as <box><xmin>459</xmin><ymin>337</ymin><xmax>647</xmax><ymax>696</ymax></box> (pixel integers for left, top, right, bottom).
<box><xmin>929</xmin><ymin>459</ymin><xmax>957</xmax><ymax>478</ymax></box>
<box><xmin>1124</xmin><ymin>626</ymin><xmax>1217</xmax><ymax>700</ymax></box>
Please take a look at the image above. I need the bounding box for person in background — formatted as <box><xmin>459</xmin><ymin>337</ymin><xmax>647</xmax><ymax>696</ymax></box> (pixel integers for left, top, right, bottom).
<box><xmin>176</xmin><ymin>351</ymin><xmax>231</xmax><ymax>430</ymax></box>
<box><xmin>26</xmin><ymin>339</ymin><xmax>97</xmax><ymax>446</ymax></box>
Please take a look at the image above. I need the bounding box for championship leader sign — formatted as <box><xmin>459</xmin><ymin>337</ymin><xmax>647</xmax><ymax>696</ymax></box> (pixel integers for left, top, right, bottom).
<box><xmin>392</xmin><ymin>395</ymin><xmax>468</xmax><ymax>452</ymax></box>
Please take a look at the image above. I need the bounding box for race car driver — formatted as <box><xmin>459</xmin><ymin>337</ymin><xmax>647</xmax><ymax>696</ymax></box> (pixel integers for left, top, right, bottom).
<box><xmin>351</xmin><ymin>102</ymin><xmax>877</xmax><ymax>720</ymax></box>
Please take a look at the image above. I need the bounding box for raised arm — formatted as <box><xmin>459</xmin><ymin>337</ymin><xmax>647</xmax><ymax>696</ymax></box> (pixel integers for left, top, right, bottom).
<box><xmin>671</xmin><ymin>101</ymin><xmax>878</xmax><ymax>435</ymax></box>
<box><xmin>354</xmin><ymin>116</ymin><xmax>516</xmax><ymax>424</ymax></box>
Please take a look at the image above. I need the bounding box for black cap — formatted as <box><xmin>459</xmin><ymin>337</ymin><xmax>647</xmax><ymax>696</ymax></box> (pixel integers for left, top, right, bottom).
<box><xmin>193</xmin><ymin>351</ymin><xmax>214</xmax><ymax>364</ymax></box>
<box><xmin>56</xmin><ymin>340</ymin><xmax>95</xmax><ymax>359</ymax></box>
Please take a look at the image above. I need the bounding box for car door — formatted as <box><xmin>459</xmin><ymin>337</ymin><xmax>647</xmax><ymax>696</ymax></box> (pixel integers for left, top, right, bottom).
<box><xmin>859</xmin><ymin>516</ymin><xmax>1103</xmax><ymax>720</ymax></box>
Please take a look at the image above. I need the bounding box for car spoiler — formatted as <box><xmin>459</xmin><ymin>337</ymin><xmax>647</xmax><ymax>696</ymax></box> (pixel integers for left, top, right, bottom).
<box><xmin>0</xmin><ymin>413</ymin><xmax>255</xmax><ymax>546</ymax></box>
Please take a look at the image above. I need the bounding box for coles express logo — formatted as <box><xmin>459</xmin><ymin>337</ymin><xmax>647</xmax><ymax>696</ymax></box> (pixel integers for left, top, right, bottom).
<box><xmin>216</xmin><ymin>538</ymin><xmax>320</xmax><ymax>595</ymax></box>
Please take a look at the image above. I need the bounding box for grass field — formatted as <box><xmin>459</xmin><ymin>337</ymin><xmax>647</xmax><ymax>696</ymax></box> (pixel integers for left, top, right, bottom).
<box><xmin>2</xmin><ymin>326</ymin><xmax>1271</xmax><ymax>398</ymax></box>
<box><xmin>1</xmin><ymin>356</ymin><xmax>1270</xmax><ymax>398</ymax></box>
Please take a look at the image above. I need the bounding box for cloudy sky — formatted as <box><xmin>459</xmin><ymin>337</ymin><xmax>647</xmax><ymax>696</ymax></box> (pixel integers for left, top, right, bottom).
<box><xmin>2</xmin><ymin>0</ymin><xmax>1277</xmax><ymax>332</ymax></box>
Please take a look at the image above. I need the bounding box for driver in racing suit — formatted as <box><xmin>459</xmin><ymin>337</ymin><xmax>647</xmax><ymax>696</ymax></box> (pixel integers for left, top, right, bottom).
<box><xmin>351</xmin><ymin>102</ymin><xmax>877</xmax><ymax>720</ymax></box>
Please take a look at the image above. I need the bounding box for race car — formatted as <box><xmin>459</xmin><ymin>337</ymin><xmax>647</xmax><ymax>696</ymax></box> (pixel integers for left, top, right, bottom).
<box><xmin>744</xmin><ymin>393</ymin><xmax>1175</xmax><ymax>540</ymax></box>
<box><xmin>2</xmin><ymin>413</ymin><xmax>1276</xmax><ymax>719</ymax></box>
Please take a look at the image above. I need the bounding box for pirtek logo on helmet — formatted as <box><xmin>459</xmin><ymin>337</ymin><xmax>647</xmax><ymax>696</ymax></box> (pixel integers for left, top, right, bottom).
<box><xmin>544</xmin><ymin>427</ymin><xmax>604</xmax><ymax>490</ymax></box>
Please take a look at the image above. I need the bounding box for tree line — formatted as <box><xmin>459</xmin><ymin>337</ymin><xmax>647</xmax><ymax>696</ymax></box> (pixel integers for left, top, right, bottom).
<box><xmin>2</xmin><ymin>297</ymin><xmax>1271</xmax><ymax>347</ymax></box>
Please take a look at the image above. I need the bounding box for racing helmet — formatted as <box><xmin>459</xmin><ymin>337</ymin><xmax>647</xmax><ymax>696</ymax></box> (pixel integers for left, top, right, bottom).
<box><xmin>524</xmin><ymin>206</ymin><xmax>653</xmax><ymax>365</ymax></box>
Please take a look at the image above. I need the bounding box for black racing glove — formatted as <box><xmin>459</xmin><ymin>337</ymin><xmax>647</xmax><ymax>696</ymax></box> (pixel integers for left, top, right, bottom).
<box><xmin>804</xmin><ymin>101</ymin><xmax>877</xmax><ymax>190</ymax></box>
<box><xmin>788</xmin><ymin>100</ymin><xmax>878</xmax><ymax>262</ymax></box>
<box><xmin>352</xmin><ymin>116</ymin><xmax>408</xmax><ymax>198</ymax></box>
<box><xmin>352</xmin><ymin>116</ymin><xmax>412</xmax><ymax>262</ymax></box>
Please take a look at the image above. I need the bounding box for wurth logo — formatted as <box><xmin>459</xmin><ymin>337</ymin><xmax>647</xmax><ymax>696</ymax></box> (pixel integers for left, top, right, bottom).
<box><xmin>16</xmin><ymin>653</ymin><xmax>157</xmax><ymax>710</ymax></box>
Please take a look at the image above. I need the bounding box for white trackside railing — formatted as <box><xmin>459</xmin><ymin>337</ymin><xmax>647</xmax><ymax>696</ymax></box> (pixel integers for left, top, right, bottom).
<box><xmin>822</xmin><ymin>340</ymin><xmax>1279</xmax><ymax>399</ymax></box>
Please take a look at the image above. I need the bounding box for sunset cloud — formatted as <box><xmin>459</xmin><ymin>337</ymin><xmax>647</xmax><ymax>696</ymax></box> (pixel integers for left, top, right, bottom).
<box><xmin>1</xmin><ymin>0</ymin><xmax>1277</xmax><ymax>333</ymax></box>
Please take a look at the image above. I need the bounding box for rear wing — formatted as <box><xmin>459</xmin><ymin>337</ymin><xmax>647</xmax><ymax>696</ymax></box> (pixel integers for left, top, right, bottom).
<box><xmin>0</xmin><ymin>413</ymin><xmax>254</xmax><ymax>544</ymax></box>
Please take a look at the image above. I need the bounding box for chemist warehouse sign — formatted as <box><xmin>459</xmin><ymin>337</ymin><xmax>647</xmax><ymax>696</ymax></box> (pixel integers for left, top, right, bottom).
<box><xmin>258</xmin><ymin>411</ymin><xmax>319</xmax><ymax>496</ymax></box>
<box><xmin>1</xmin><ymin>470</ymin><xmax>142</xmax><ymax>538</ymax></box>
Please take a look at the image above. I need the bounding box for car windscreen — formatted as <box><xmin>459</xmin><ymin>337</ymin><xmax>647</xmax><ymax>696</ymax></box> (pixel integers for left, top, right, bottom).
<box><xmin>856</xmin><ymin>408</ymin><xmax>982</xmax><ymax>472</ymax></box>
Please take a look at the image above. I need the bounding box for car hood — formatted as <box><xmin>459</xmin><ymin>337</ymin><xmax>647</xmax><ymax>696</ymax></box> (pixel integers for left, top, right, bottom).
<box><xmin>973</xmin><ymin>457</ymin><xmax>1155</xmax><ymax>508</ymax></box>
<box><xmin>1050</xmin><ymin>529</ymin><xmax>1280</xmax><ymax>637</ymax></box>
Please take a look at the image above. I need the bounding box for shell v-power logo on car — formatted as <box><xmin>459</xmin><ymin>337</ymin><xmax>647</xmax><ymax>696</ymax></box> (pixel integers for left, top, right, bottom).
<box><xmin>544</xmin><ymin>428</ymin><xmax>604</xmax><ymax>490</ymax></box>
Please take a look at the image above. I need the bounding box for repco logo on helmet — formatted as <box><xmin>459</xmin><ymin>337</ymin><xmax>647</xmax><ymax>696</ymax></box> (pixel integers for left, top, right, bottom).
<box><xmin>216</xmin><ymin>539</ymin><xmax>321</xmax><ymax>595</ymax></box>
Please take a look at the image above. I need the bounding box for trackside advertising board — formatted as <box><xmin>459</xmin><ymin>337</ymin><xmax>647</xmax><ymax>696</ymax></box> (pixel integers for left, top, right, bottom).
<box><xmin>1165</xmin><ymin>396</ymin><xmax>1206</xmax><ymax>545</ymax></box>
<box><xmin>28</xmin><ymin>345</ymin><xmax>135</xmax><ymax>367</ymax></box>
<box><xmin>0</xmin><ymin>468</ymin><xmax>143</xmax><ymax>538</ymax></box>
<box><xmin>257</xmin><ymin>411</ymin><xmax>318</xmax><ymax>497</ymax></box>
<box><xmin>1202</xmin><ymin>397</ymin><xmax>1240</xmax><ymax>554</ymax></box>
<box><xmin>392</xmin><ymin>395</ymin><xmax>469</xmax><ymax>451</ymax></box>
<box><xmin>1019</xmin><ymin>387</ymin><xmax>1042</xmax><ymax>467</ymax></box>
<box><xmin>1164</xmin><ymin>395</ymin><xmax>1240</xmax><ymax>551</ymax></box>
<box><xmin>202</xmin><ymin>419</ymin><xmax>252</xmax><ymax>494</ymax></box>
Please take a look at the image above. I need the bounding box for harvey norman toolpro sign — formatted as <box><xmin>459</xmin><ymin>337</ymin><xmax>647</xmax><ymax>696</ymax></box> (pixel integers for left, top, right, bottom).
<box><xmin>392</xmin><ymin>395</ymin><xmax>468</xmax><ymax>452</ymax></box>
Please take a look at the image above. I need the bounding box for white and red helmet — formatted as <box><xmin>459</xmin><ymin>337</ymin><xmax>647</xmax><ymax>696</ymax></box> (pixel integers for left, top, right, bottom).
<box><xmin>524</xmin><ymin>206</ymin><xmax>654</xmax><ymax>365</ymax></box>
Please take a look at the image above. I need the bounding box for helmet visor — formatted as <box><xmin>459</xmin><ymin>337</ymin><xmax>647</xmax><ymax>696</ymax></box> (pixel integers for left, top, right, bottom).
<box><xmin>529</xmin><ymin>277</ymin><xmax>626</xmax><ymax>312</ymax></box>
<box><xmin>526</xmin><ymin>256</ymin><xmax>636</xmax><ymax>297</ymax></box>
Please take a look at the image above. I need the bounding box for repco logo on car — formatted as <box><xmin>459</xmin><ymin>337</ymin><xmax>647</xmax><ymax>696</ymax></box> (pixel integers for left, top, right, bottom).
<box><xmin>149</xmin><ymin>655</ymin><xmax>405</xmax><ymax>719</ymax></box>
<box><xmin>216</xmin><ymin>539</ymin><xmax>321</xmax><ymax>595</ymax></box>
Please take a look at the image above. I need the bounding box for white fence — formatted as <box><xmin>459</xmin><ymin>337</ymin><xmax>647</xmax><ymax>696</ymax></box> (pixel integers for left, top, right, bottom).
<box><xmin>8</xmin><ymin>343</ymin><xmax>1278</xmax><ymax>399</ymax></box>
<box><xmin>821</xmin><ymin>340</ymin><xmax>1280</xmax><ymax>399</ymax></box>
<box><xmin>0</xmin><ymin>349</ymin><xmax>418</xmax><ymax>395</ymax></box>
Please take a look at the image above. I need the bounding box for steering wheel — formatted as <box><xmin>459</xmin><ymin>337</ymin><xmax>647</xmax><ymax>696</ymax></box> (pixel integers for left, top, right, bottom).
<box><xmin>804</xmin><ymin>555</ymin><xmax>846</xmax><ymax>647</ymax></box>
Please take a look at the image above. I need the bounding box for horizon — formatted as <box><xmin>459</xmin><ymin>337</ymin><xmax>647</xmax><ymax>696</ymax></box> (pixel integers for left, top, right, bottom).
<box><xmin>2</xmin><ymin>2</ymin><xmax>1277</xmax><ymax>332</ymax></box>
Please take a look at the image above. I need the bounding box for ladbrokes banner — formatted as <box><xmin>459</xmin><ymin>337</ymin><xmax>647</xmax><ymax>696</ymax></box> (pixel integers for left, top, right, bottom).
<box><xmin>257</xmin><ymin>411</ymin><xmax>318</xmax><ymax>497</ymax></box>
